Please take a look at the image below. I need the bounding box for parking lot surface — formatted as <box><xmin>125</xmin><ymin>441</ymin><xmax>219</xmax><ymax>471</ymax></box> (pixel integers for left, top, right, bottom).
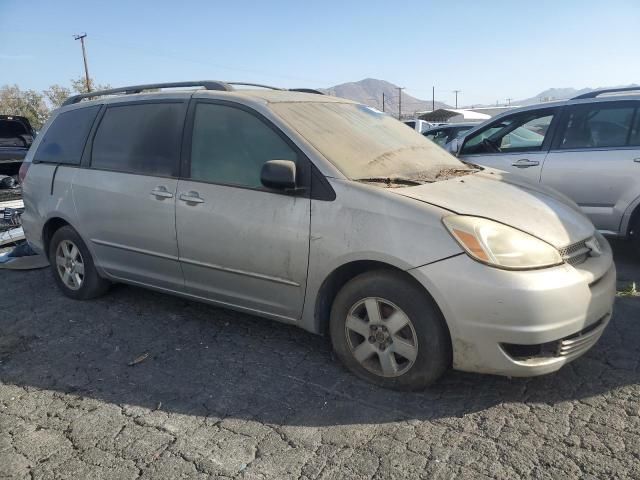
<box><xmin>1</xmin><ymin>242</ymin><xmax>639</xmax><ymax>479</ymax></box>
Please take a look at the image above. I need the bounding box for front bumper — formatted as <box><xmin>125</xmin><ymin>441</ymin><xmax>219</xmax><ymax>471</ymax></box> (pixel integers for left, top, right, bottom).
<box><xmin>409</xmin><ymin>237</ymin><xmax>616</xmax><ymax>377</ymax></box>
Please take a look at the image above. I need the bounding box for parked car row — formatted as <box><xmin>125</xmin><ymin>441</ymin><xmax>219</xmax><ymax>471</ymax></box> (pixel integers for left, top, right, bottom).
<box><xmin>445</xmin><ymin>87</ymin><xmax>640</xmax><ymax>250</ymax></box>
<box><xmin>422</xmin><ymin>122</ymin><xmax>477</xmax><ymax>147</ymax></box>
<box><xmin>18</xmin><ymin>81</ymin><xmax>620</xmax><ymax>390</ymax></box>
<box><xmin>403</xmin><ymin>119</ymin><xmax>442</xmax><ymax>133</ymax></box>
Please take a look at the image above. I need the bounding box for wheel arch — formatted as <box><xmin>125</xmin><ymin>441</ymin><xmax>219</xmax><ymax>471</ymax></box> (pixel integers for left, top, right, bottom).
<box><xmin>42</xmin><ymin>216</ymin><xmax>72</xmax><ymax>259</ymax></box>
<box><xmin>313</xmin><ymin>260</ymin><xmax>450</xmax><ymax>342</ymax></box>
<box><xmin>627</xmin><ymin>201</ymin><xmax>640</xmax><ymax>238</ymax></box>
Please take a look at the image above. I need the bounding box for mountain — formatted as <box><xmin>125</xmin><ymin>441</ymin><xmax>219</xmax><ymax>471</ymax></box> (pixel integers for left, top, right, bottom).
<box><xmin>321</xmin><ymin>78</ymin><xmax>450</xmax><ymax>117</ymax></box>
<box><xmin>514</xmin><ymin>84</ymin><xmax>640</xmax><ymax>106</ymax></box>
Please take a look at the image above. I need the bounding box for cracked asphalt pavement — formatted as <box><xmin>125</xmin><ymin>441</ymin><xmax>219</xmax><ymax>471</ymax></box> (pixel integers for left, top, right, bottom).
<box><xmin>1</xmin><ymin>241</ymin><xmax>639</xmax><ymax>479</ymax></box>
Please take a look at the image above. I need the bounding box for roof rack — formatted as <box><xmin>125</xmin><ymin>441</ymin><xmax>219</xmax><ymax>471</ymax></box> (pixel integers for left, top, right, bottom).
<box><xmin>571</xmin><ymin>86</ymin><xmax>640</xmax><ymax>100</ymax></box>
<box><xmin>227</xmin><ymin>84</ymin><xmax>324</xmax><ymax>95</ymax></box>
<box><xmin>227</xmin><ymin>82</ymin><xmax>283</xmax><ymax>90</ymax></box>
<box><xmin>289</xmin><ymin>88</ymin><xmax>325</xmax><ymax>95</ymax></box>
<box><xmin>62</xmin><ymin>81</ymin><xmax>232</xmax><ymax>106</ymax></box>
<box><xmin>62</xmin><ymin>80</ymin><xmax>324</xmax><ymax>106</ymax></box>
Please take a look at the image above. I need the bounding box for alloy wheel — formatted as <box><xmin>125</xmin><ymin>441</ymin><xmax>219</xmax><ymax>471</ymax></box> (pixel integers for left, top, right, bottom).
<box><xmin>345</xmin><ymin>297</ymin><xmax>419</xmax><ymax>377</ymax></box>
<box><xmin>55</xmin><ymin>240</ymin><xmax>85</xmax><ymax>291</ymax></box>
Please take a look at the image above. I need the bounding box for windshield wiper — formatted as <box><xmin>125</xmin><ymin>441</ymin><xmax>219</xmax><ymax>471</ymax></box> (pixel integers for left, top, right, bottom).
<box><xmin>356</xmin><ymin>176</ymin><xmax>424</xmax><ymax>186</ymax></box>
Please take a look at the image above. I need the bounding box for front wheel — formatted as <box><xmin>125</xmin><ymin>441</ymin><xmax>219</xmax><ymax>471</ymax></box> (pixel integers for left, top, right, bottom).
<box><xmin>329</xmin><ymin>270</ymin><xmax>451</xmax><ymax>390</ymax></box>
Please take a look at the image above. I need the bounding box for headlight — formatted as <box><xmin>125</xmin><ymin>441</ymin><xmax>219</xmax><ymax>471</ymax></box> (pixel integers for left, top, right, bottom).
<box><xmin>443</xmin><ymin>215</ymin><xmax>563</xmax><ymax>270</ymax></box>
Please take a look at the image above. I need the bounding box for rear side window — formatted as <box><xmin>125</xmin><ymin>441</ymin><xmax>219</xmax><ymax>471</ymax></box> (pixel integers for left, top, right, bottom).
<box><xmin>34</xmin><ymin>106</ymin><xmax>100</xmax><ymax>164</ymax></box>
<box><xmin>559</xmin><ymin>104</ymin><xmax>635</xmax><ymax>149</ymax></box>
<box><xmin>91</xmin><ymin>103</ymin><xmax>183</xmax><ymax>176</ymax></box>
<box><xmin>189</xmin><ymin>103</ymin><xmax>297</xmax><ymax>188</ymax></box>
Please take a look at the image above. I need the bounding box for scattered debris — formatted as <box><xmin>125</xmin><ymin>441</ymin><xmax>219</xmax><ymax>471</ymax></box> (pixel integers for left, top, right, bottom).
<box><xmin>0</xmin><ymin>201</ymin><xmax>46</xmax><ymax>270</ymax></box>
<box><xmin>0</xmin><ymin>175</ymin><xmax>19</xmax><ymax>190</ymax></box>
<box><xmin>2</xmin><ymin>207</ymin><xmax>22</xmax><ymax>229</ymax></box>
<box><xmin>128</xmin><ymin>352</ymin><xmax>149</xmax><ymax>366</ymax></box>
<box><xmin>0</xmin><ymin>241</ymin><xmax>49</xmax><ymax>270</ymax></box>
<box><xmin>432</xmin><ymin>167</ymin><xmax>477</xmax><ymax>180</ymax></box>
<box><xmin>0</xmin><ymin>226</ymin><xmax>24</xmax><ymax>246</ymax></box>
<box><xmin>0</xmin><ymin>199</ymin><xmax>24</xmax><ymax>211</ymax></box>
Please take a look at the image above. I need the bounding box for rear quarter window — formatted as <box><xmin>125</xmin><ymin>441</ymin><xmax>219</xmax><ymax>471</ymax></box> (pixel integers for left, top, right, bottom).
<box><xmin>34</xmin><ymin>106</ymin><xmax>100</xmax><ymax>164</ymax></box>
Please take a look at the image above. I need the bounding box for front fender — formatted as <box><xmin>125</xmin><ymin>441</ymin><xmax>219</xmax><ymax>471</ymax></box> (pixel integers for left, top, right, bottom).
<box><xmin>621</xmin><ymin>194</ymin><xmax>640</xmax><ymax>236</ymax></box>
<box><xmin>299</xmin><ymin>179</ymin><xmax>463</xmax><ymax>333</ymax></box>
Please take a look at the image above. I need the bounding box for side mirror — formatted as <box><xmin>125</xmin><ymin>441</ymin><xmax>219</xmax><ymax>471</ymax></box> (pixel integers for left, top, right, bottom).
<box><xmin>261</xmin><ymin>160</ymin><xmax>297</xmax><ymax>190</ymax></box>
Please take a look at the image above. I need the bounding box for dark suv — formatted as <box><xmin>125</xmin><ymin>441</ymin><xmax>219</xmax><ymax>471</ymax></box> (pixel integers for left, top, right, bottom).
<box><xmin>0</xmin><ymin>115</ymin><xmax>35</xmax><ymax>176</ymax></box>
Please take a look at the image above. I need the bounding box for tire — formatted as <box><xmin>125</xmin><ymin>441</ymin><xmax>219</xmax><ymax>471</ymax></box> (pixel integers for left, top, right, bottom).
<box><xmin>330</xmin><ymin>270</ymin><xmax>451</xmax><ymax>390</ymax></box>
<box><xmin>48</xmin><ymin>225</ymin><xmax>110</xmax><ymax>300</ymax></box>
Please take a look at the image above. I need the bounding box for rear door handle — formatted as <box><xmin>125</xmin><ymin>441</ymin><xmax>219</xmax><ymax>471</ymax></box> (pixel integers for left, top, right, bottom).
<box><xmin>179</xmin><ymin>191</ymin><xmax>205</xmax><ymax>204</ymax></box>
<box><xmin>151</xmin><ymin>186</ymin><xmax>174</xmax><ymax>199</ymax></box>
<box><xmin>511</xmin><ymin>159</ymin><xmax>540</xmax><ymax>168</ymax></box>
<box><xmin>634</xmin><ymin>158</ymin><xmax>640</xmax><ymax>163</ymax></box>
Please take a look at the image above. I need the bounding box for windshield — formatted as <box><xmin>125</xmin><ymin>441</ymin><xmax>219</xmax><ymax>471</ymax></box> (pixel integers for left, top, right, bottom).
<box><xmin>271</xmin><ymin>102</ymin><xmax>468</xmax><ymax>180</ymax></box>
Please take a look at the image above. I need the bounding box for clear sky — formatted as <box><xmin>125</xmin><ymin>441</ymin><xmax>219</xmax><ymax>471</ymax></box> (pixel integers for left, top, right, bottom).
<box><xmin>1</xmin><ymin>0</ymin><xmax>639</xmax><ymax>106</ymax></box>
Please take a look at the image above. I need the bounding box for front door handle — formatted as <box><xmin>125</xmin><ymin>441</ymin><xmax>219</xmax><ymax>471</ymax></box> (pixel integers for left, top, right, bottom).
<box><xmin>179</xmin><ymin>191</ymin><xmax>205</xmax><ymax>204</ymax></box>
<box><xmin>151</xmin><ymin>186</ymin><xmax>174</xmax><ymax>199</ymax></box>
<box><xmin>511</xmin><ymin>159</ymin><xmax>540</xmax><ymax>168</ymax></box>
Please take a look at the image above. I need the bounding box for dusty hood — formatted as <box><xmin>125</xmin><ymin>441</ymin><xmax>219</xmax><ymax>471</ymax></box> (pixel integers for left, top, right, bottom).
<box><xmin>395</xmin><ymin>171</ymin><xmax>595</xmax><ymax>248</ymax></box>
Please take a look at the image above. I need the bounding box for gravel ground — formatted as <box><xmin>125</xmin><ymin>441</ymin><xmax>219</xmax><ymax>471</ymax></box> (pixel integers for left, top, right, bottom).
<box><xmin>0</xmin><ymin>242</ymin><xmax>639</xmax><ymax>479</ymax></box>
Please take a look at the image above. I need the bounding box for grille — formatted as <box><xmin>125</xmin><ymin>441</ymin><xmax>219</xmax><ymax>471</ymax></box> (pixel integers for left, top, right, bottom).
<box><xmin>557</xmin><ymin>317</ymin><xmax>607</xmax><ymax>358</ymax></box>
<box><xmin>501</xmin><ymin>315</ymin><xmax>609</xmax><ymax>362</ymax></box>
<box><xmin>558</xmin><ymin>237</ymin><xmax>593</xmax><ymax>266</ymax></box>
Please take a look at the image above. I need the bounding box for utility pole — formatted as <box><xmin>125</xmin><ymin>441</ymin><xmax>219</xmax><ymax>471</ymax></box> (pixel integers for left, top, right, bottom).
<box><xmin>396</xmin><ymin>87</ymin><xmax>405</xmax><ymax>119</ymax></box>
<box><xmin>452</xmin><ymin>90</ymin><xmax>461</xmax><ymax>109</ymax></box>
<box><xmin>506</xmin><ymin>97</ymin><xmax>513</xmax><ymax>106</ymax></box>
<box><xmin>74</xmin><ymin>33</ymin><xmax>91</xmax><ymax>93</ymax></box>
<box><xmin>432</xmin><ymin>86</ymin><xmax>435</xmax><ymax>112</ymax></box>
<box><xmin>382</xmin><ymin>92</ymin><xmax>385</xmax><ymax>112</ymax></box>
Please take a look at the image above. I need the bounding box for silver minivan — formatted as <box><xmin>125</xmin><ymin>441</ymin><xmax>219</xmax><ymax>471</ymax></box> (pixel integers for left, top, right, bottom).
<box><xmin>21</xmin><ymin>81</ymin><xmax>616</xmax><ymax>390</ymax></box>
<box><xmin>451</xmin><ymin>87</ymin><xmax>640</xmax><ymax>250</ymax></box>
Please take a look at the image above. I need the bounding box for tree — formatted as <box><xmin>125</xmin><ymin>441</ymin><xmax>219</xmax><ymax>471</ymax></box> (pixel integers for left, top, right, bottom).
<box><xmin>1</xmin><ymin>76</ymin><xmax>111</xmax><ymax>129</ymax></box>
<box><xmin>70</xmin><ymin>76</ymin><xmax>111</xmax><ymax>94</ymax></box>
<box><xmin>43</xmin><ymin>84</ymin><xmax>72</xmax><ymax>109</ymax></box>
<box><xmin>44</xmin><ymin>76</ymin><xmax>111</xmax><ymax>109</ymax></box>
<box><xmin>0</xmin><ymin>85</ymin><xmax>49</xmax><ymax>129</ymax></box>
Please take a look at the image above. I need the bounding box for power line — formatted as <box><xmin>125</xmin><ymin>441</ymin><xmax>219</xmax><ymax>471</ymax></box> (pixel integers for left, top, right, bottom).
<box><xmin>397</xmin><ymin>87</ymin><xmax>405</xmax><ymax>119</ymax></box>
<box><xmin>452</xmin><ymin>89</ymin><xmax>462</xmax><ymax>108</ymax></box>
<box><xmin>73</xmin><ymin>33</ymin><xmax>91</xmax><ymax>93</ymax></box>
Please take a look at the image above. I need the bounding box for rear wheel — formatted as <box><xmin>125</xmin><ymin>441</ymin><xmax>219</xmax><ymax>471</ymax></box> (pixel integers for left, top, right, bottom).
<box><xmin>49</xmin><ymin>226</ymin><xmax>110</xmax><ymax>300</ymax></box>
<box><xmin>330</xmin><ymin>270</ymin><xmax>451</xmax><ymax>390</ymax></box>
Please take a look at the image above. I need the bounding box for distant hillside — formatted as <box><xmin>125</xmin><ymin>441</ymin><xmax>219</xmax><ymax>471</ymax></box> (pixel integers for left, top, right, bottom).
<box><xmin>515</xmin><ymin>84</ymin><xmax>640</xmax><ymax>106</ymax></box>
<box><xmin>322</xmin><ymin>78</ymin><xmax>450</xmax><ymax>117</ymax></box>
